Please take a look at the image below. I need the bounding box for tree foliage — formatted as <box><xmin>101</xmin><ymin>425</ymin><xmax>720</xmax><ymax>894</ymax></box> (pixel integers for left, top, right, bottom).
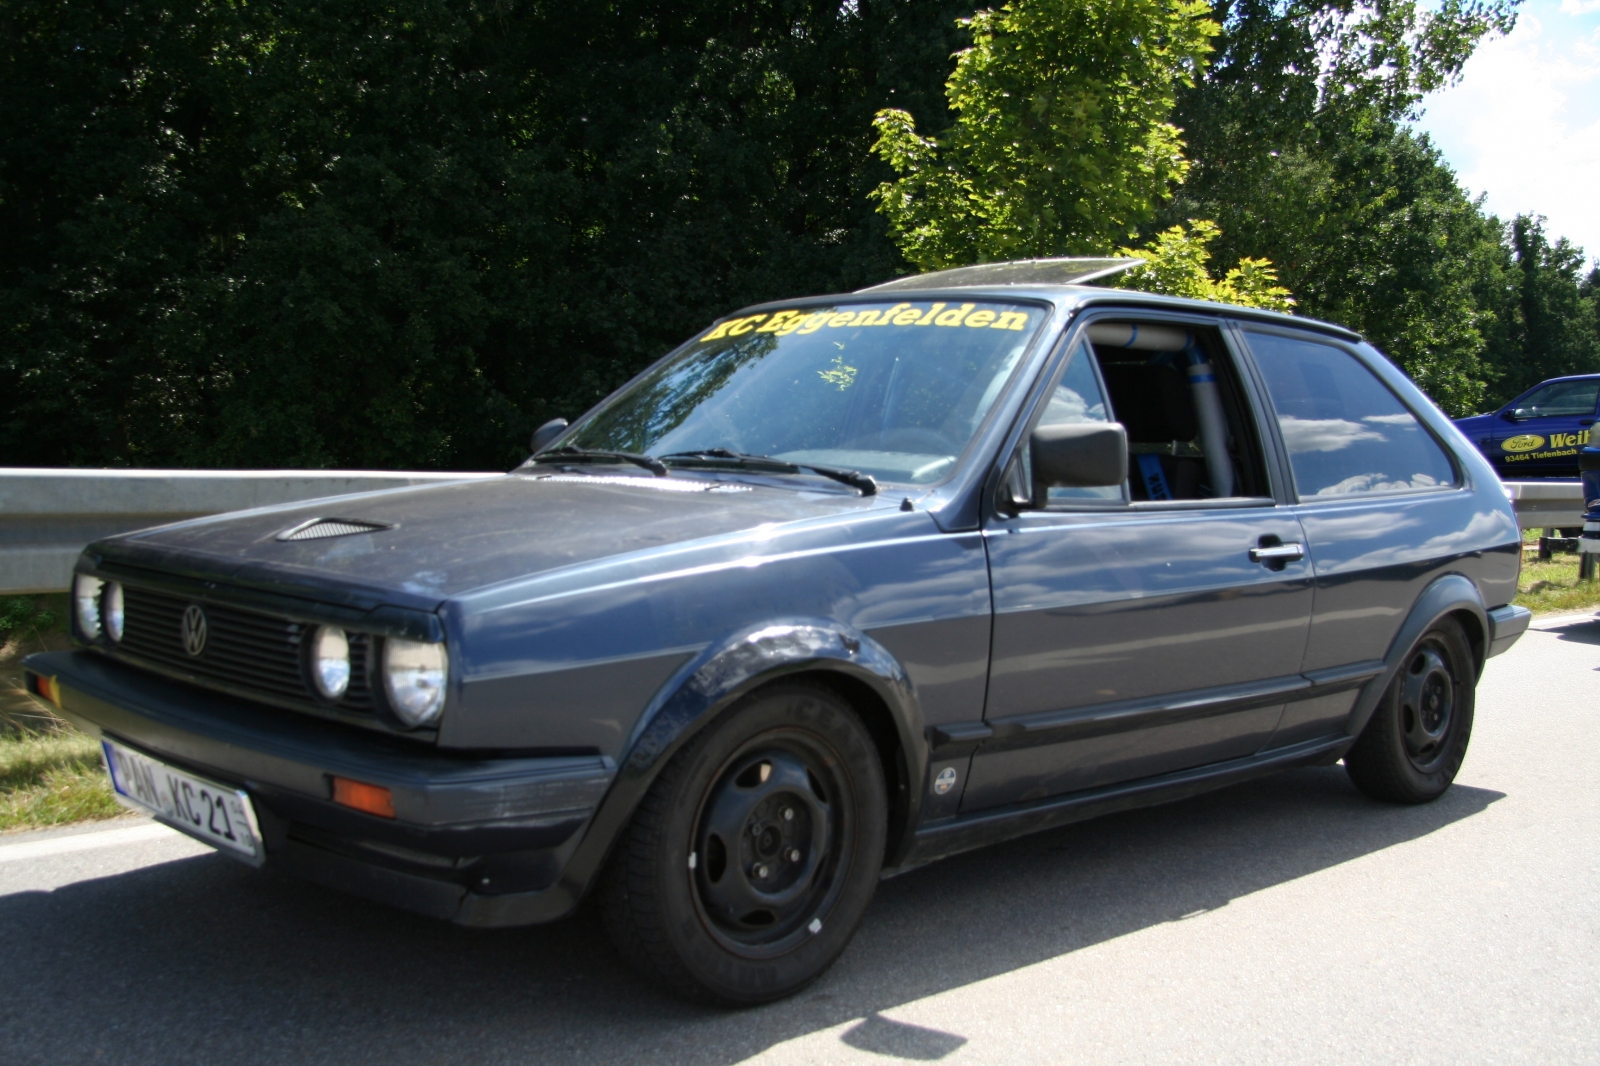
<box><xmin>1162</xmin><ymin>0</ymin><xmax>1531</xmax><ymax>414</ymax></box>
<box><xmin>869</xmin><ymin>0</ymin><xmax>1218</xmax><ymax>269</ymax></box>
<box><xmin>1485</xmin><ymin>217</ymin><xmax>1600</xmax><ymax>405</ymax></box>
<box><xmin>2</xmin><ymin>0</ymin><xmax>1595</xmax><ymax>470</ymax></box>
<box><xmin>1114</xmin><ymin>220</ymin><xmax>1293</xmax><ymax>311</ymax></box>
<box><xmin>0</xmin><ymin>0</ymin><xmax>973</xmax><ymax>469</ymax></box>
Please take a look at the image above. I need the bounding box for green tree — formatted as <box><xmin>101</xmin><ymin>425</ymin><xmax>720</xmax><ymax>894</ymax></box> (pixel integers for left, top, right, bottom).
<box><xmin>1114</xmin><ymin>219</ymin><xmax>1293</xmax><ymax>310</ymax></box>
<box><xmin>870</xmin><ymin>0</ymin><xmax>1219</xmax><ymax>269</ymax></box>
<box><xmin>1479</xmin><ymin>216</ymin><xmax>1600</xmax><ymax>407</ymax></box>
<box><xmin>1160</xmin><ymin>0</ymin><xmax>1521</xmax><ymax>413</ymax></box>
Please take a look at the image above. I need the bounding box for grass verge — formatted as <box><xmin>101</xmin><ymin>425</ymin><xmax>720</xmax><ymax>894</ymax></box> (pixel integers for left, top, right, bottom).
<box><xmin>0</xmin><ymin>729</ymin><xmax>123</xmax><ymax>831</ymax></box>
<box><xmin>1515</xmin><ymin>554</ymin><xmax>1600</xmax><ymax>614</ymax></box>
<box><xmin>2</xmin><ymin>593</ymin><xmax>124</xmax><ymax>832</ymax></box>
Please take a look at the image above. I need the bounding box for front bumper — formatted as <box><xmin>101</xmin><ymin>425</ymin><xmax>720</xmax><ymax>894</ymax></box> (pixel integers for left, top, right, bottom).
<box><xmin>23</xmin><ymin>650</ymin><xmax>615</xmax><ymax>927</ymax></box>
<box><xmin>1487</xmin><ymin>603</ymin><xmax>1533</xmax><ymax>659</ymax></box>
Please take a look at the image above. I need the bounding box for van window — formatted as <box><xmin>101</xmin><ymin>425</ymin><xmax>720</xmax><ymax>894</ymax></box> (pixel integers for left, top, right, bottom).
<box><xmin>1245</xmin><ymin>331</ymin><xmax>1457</xmax><ymax>498</ymax></box>
<box><xmin>1511</xmin><ymin>379</ymin><xmax>1600</xmax><ymax>419</ymax></box>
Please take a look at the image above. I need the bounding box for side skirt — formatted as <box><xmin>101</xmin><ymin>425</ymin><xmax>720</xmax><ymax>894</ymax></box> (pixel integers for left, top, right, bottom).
<box><xmin>887</xmin><ymin>733</ymin><xmax>1351</xmax><ymax>875</ymax></box>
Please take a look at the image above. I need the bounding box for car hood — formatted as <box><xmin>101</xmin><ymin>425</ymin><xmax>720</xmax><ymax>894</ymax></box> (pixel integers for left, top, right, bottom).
<box><xmin>93</xmin><ymin>471</ymin><xmax>883</xmax><ymax>606</ymax></box>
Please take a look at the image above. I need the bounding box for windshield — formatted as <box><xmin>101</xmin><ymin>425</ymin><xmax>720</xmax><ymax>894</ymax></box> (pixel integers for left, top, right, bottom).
<box><xmin>563</xmin><ymin>299</ymin><xmax>1046</xmax><ymax>485</ymax></box>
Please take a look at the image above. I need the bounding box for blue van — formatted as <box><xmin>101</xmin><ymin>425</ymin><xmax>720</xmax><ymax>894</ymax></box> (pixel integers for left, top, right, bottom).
<box><xmin>1455</xmin><ymin>375</ymin><xmax>1600</xmax><ymax>479</ymax></box>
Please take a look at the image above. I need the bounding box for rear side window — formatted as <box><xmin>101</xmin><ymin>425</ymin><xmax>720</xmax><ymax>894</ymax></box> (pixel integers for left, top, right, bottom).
<box><xmin>1245</xmin><ymin>331</ymin><xmax>1457</xmax><ymax>498</ymax></box>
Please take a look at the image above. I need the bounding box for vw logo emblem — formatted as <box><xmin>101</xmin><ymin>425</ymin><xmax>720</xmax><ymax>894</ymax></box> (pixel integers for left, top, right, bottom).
<box><xmin>180</xmin><ymin>604</ymin><xmax>208</xmax><ymax>657</ymax></box>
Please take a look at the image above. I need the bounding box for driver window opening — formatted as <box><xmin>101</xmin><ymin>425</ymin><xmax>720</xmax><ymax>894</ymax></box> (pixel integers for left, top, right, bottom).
<box><xmin>1014</xmin><ymin>321</ymin><xmax>1270</xmax><ymax>507</ymax></box>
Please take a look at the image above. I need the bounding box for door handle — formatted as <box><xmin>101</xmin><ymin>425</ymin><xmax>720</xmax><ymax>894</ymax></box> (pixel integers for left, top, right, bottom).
<box><xmin>1581</xmin><ymin>419</ymin><xmax>1595</xmax><ymax>426</ymax></box>
<box><xmin>1249</xmin><ymin>542</ymin><xmax>1305</xmax><ymax>564</ymax></box>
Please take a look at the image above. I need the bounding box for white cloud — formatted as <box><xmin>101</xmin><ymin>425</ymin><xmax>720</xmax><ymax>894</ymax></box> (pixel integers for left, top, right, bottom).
<box><xmin>1414</xmin><ymin>0</ymin><xmax>1600</xmax><ymax>259</ymax></box>
<box><xmin>1314</xmin><ymin>472</ymin><xmax>1442</xmax><ymax>495</ymax></box>
<box><xmin>1278</xmin><ymin>416</ymin><xmax>1385</xmax><ymax>453</ymax></box>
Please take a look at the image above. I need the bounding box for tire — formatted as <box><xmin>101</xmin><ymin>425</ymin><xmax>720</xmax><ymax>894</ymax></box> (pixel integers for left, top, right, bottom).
<box><xmin>1345</xmin><ymin>617</ymin><xmax>1476</xmax><ymax>804</ymax></box>
<box><xmin>599</xmin><ymin>681</ymin><xmax>888</xmax><ymax>1005</ymax></box>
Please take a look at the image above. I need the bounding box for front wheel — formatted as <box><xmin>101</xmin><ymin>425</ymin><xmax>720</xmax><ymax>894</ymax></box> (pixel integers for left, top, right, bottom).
<box><xmin>599</xmin><ymin>682</ymin><xmax>887</xmax><ymax>1004</ymax></box>
<box><xmin>1345</xmin><ymin>617</ymin><xmax>1476</xmax><ymax>804</ymax></box>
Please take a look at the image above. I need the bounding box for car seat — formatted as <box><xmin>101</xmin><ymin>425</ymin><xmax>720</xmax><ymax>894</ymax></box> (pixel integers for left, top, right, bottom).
<box><xmin>1097</xmin><ymin>358</ymin><xmax>1207</xmax><ymax>500</ymax></box>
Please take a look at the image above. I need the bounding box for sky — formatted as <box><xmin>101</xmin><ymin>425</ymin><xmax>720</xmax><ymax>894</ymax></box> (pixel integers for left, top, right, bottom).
<box><xmin>1412</xmin><ymin>0</ymin><xmax>1600</xmax><ymax>262</ymax></box>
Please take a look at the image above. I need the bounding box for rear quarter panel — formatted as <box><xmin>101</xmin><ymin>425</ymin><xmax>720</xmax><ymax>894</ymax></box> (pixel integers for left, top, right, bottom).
<box><xmin>1294</xmin><ymin>340</ymin><xmax>1520</xmax><ymax>674</ymax></box>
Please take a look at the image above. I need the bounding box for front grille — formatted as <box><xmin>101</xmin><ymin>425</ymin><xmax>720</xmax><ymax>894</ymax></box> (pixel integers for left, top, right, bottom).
<box><xmin>118</xmin><ymin>586</ymin><xmax>375</xmax><ymax>714</ymax></box>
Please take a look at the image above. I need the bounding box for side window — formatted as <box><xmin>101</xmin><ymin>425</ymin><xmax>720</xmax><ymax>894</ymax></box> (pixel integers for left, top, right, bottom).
<box><xmin>1010</xmin><ymin>323</ymin><xmax>1271</xmax><ymax>508</ymax></box>
<box><xmin>1511</xmin><ymin>380</ymin><xmax>1600</xmax><ymax>419</ymax></box>
<box><xmin>1038</xmin><ymin>342</ymin><xmax>1123</xmax><ymax>503</ymax></box>
<box><xmin>1006</xmin><ymin>341</ymin><xmax>1123</xmax><ymax>504</ymax></box>
<box><xmin>1092</xmin><ymin>322</ymin><xmax>1271</xmax><ymax>502</ymax></box>
<box><xmin>1245</xmin><ymin>330</ymin><xmax>1457</xmax><ymax>498</ymax></box>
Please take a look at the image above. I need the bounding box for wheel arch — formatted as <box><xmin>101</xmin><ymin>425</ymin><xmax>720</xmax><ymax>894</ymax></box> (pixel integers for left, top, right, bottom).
<box><xmin>1345</xmin><ymin>573</ymin><xmax>1488</xmax><ymax>739</ymax></box>
<box><xmin>540</xmin><ymin>620</ymin><xmax>929</xmax><ymax>917</ymax></box>
<box><xmin>803</xmin><ymin>669</ymin><xmax>913</xmax><ymax>869</ymax></box>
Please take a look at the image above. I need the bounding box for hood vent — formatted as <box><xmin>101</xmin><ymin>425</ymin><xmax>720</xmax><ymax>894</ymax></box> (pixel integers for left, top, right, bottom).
<box><xmin>276</xmin><ymin>518</ymin><xmax>394</xmax><ymax>542</ymax></box>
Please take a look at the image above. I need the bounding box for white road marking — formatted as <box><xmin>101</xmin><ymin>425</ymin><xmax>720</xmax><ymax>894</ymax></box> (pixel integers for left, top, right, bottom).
<box><xmin>0</xmin><ymin>823</ymin><xmax>177</xmax><ymax>864</ymax></box>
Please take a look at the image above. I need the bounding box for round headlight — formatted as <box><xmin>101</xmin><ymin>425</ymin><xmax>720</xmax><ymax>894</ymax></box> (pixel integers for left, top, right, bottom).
<box><xmin>383</xmin><ymin>637</ymin><xmax>448</xmax><ymax>726</ymax></box>
<box><xmin>104</xmin><ymin>582</ymin><xmax>125</xmax><ymax>642</ymax></box>
<box><xmin>73</xmin><ymin>574</ymin><xmax>104</xmax><ymax>640</ymax></box>
<box><xmin>311</xmin><ymin>626</ymin><xmax>351</xmax><ymax>700</ymax></box>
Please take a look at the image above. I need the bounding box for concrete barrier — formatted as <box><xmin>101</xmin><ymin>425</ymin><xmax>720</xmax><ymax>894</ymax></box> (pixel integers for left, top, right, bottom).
<box><xmin>0</xmin><ymin>468</ymin><xmax>499</xmax><ymax>594</ymax></box>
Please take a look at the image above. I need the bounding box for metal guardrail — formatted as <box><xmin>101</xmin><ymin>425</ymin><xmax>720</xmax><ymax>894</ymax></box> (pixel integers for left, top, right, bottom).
<box><xmin>1501</xmin><ymin>480</ymin><xmax>1585</xmax><ymax>531</ymax></box>
<box><xmin>0</xmin><ymin>468</ymin><xmax>498</xmax><ymax>594</ymax></box>
<box><xmin>0</xmin><ymin>470</ymin><xmax>1584</xmax><ymax>596</ymax></box>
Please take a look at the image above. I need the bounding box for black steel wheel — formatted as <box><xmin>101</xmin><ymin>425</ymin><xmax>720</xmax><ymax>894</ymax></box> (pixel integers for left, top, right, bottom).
<box><xmin>1345</xmin><ymin>617</ymin><xmax>1476</xmax><ymax>803</ymax></box>
<box><xmin>600</xmin><ymin>682</ymin><xmax>887</xmax><ymax>1004</ymax></box>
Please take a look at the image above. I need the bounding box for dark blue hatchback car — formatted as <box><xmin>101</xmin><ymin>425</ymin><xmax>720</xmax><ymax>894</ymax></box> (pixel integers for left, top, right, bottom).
<box><xmin>1454</xmin><ymin>374</ymin><xmax>1600</xmax><ymax>479</ymax></box>
<box><xmin>26</xmin><ymin>258</ymin><xmax>1529</xmax><ymax>1004</ymax></box>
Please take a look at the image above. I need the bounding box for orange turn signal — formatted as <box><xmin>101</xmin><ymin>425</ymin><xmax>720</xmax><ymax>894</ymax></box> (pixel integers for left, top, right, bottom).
<box><xmin>330</xmin><ymin>776</ymin><xmax>395</xmax><ymax>818</ymax></box>
<box><xmin>27</xmin><ymin>672</ymin><xmax>61</xmax><ymax>708</ymax></box>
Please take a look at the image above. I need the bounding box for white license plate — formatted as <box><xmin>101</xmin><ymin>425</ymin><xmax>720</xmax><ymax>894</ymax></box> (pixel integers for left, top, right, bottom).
<box><xmin>102</xmin><ymin>739</ymin><xmax>263</xmax><ymax>864</ymax></box>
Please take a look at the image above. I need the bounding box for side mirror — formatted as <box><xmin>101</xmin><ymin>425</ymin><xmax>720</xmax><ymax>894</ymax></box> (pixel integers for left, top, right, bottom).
<box><xmin>1500</xmin><ymin>410</ymin><xmax>1519</xmax><ymax>423</ymax></box>
<box><xmin>1031</xmin><ymin>421</ymin><xmax>1128</xmax><ymax>501</ymax></box>
<box><xmin>530</xmin><ymin>418</ymin><xmax>569</xmax><ymax>454</ymax></box>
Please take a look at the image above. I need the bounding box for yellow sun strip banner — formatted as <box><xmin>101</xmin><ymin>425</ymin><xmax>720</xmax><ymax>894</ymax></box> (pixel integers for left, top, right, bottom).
<box><xmin>699</xmin><ymin>303</ymin><xmax>1033</xmax><ymax>342</ymax></box>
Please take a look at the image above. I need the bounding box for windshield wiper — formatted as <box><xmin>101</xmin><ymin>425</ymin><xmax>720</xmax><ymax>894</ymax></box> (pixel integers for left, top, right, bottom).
<box><xmin>532</xmin><ymin>446</ymin><xmax>668</xmax><ymax>477</ymax></box>
<box><xmin>659</xmin><ymin>449</ymin><xmax>877</xmax><ymax>496</ymax></box>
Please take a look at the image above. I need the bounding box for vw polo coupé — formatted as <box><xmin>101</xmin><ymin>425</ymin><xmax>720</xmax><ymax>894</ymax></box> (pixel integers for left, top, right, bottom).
<box><xmin>27</xmin><ymin>258</ymin><xmax>1530</xmax><ymax>1004</ymax></box>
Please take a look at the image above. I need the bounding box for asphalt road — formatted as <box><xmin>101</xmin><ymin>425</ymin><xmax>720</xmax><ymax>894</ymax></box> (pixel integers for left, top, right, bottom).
<box><xmin>2</xmin><ymin>615</ymin><xmax>1596</xmax><ymax>1065</ymax></box>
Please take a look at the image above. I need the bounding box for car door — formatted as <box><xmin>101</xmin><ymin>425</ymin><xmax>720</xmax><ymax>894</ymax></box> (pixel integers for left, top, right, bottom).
<box><xmin>967</xmin><ymin>316</ymin><xmax>1314</xmax><ymax>812</ymax></box>
<box><xmin>1235</xmin><ymin>325</ymin><xmax>1495</xmax><ymax>748</ymax></box>
<box><xmin>1483</xmin><ymin>378</ymin><xmax>1600</xmax><ymax>479</ymax></box>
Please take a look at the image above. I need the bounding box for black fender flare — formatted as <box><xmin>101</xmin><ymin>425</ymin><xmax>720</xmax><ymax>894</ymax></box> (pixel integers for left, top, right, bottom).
<box><xmin>1344</xmin><ymin>573</ymin><xmax>1488</xmax><ymax>740</ymax></box>
<box><xmin>493</xmin><ymin>619</ymin><xmax>927</xmax><ymax>922</ymax></box>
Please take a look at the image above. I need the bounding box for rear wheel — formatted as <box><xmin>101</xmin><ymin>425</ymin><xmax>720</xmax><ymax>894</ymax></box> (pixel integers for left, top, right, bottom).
<box><xmin>599</xmin><ymin>682</ymin><xmax>887</xmax><ymax>1004</ymax></box>
<box><xmin>1345</xmin><ymin>617</ymin><xmax>1476</xmax><ymax>804</ymax></box>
